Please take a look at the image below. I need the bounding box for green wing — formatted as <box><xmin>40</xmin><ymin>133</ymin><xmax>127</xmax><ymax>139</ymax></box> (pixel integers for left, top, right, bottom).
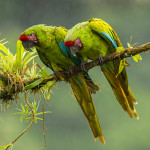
<box><xmin>88</xmin><ymin>18</ymin><xmax>138</xmax><ymax>119</ymax></box>
<box><xmin>36</xmin><ymin>49</ymin><xmax>53</xmax><ymax>71</ymax></box>
<box><xmin>88</xmin><ymin>18</ymin><xmax>122</xmax><ymax>49</ymax></box>
<box><xmin>69</xmin><ymin>73</ymin><xmax>105</xmax><ymax>143</ymax></box>
<box><xmin>55</xmin><ymin>26</ymin><xmax>99</xmax><ymax>94</ymax></box>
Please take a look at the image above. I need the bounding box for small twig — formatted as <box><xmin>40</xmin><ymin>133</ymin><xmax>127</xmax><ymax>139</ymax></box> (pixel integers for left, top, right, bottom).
<box><xmin>42</xmin><ymin>93</ymin><xmax>47</xmax><ymax>150</ymax></box>
<box><xmin>5</xmin><ymin>93</ymin><xmax>35</xmax><ymax>150</ymax></box>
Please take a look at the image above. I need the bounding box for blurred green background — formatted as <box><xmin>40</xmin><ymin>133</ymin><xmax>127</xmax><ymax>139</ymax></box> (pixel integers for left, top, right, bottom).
<box><xmin>0</xmin><ymin>0</ymin><xmax>150</xmax><ymax>150</ymax></box>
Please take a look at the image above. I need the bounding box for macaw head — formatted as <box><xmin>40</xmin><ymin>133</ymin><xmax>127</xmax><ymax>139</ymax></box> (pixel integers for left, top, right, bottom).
<box><xmin>64</xmin><ymin>38</ymin><xmax>83</xmax><ymax>56</ymax></box>
<box><xmin>19</xmin><ymin>33</ymin><xmax>38</xmax><ymax>52</ymax></box>
<box><xmin>19</xmin><ymin>24</ymin><xmax>46</xmax><ymax>52</ymax></box>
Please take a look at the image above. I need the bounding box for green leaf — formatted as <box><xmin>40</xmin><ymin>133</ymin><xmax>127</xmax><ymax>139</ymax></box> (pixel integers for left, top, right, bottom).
<box><xmin>116</xmin><ymin>46</ymin><xmax>124</xmax><ymax>52</ymax></box>
<box><xmin>46</xmin><ymin>80</ymin><xmax>56</xmax><ymax>99</ymax></box>
<box><xmin>25</xmin><ymin>105</ymin><xmax>29</xmax><ymax>114</ymax></box>
<box><xmin>32</xmin><ymin>100</ymin><xmax>38</xmax><ymax>114</ymax></box>
<box><xmin>132</xmin><ymin>54</ymin><xmax>142</xmax><ymax>62</ymax></box>
<box><xmin>116</xmin><ymin>59</ymin><xmax>128</xmax><ymax>77</ymax></box>
<box><xmin>35</xmin><ymin>117</ymin><xmax>43</xmax><ymax>120</ymax></box>
<box><xmin>14</xmin><ymin>101</ymin><xmax>52</xmax><ymax>124</ymax></box>
<box><xmin>25</xmin><ymin>117</ymin><xmax>32</xmax><ymax>123</ymax></box>
<box><xmin>38</xmin><ymin>68</ymin><xmax>48</xmax><ymax>78</ymax></box>
<box><xmin>36</xmin><ymin>111</ymin><xmax>52</xmax><ymax>115</ymax></box>
<box><xmin>0</xmin><ymin>53</ymin><xmax>7</xmax><ymax>61</ymax></box>
<box><xmin>20</xmin><ymin>114</ymin><xmax>23</xmax><ymax>123</ymax></box>
<box><xmin>127</xmin><ymin>42</ymin><xmax>131</xmax><ymax>48</ymax></box>
<box><xmin>15</xmin><ymin>40</ymin><xmax>24</xmax><ymax>69</ymax></box>
<box><xmin>21</xmin><ymin>104</ymin><xmax>25</xmax><ymax>112</ymax></box>
<box><xmin>23</xmin><ymin>54</ymin><xmax>37</xmax><ymax>67</ymax></box>
<box><xmin>0</xmin><ymin>43</ymin><xmax>13</xmax><ymax>59</ymax></box>
<box><xmin>25</xmin><ymin>78</ymin><xmax>44</xmax><ymax>90</ymax></box>
<box><xmin>116</xmin><ymin>60</ymin><xmax>124</xmax><ymax>77</ymax></box>
<box><xmin>13</xmin><ymin>112</ymin><xmax>24</xmax><ymax>115</ymax></box>
<box><xmin>0</xmin><ymin>143</ymin><xmax>13</xmax><ymax>149</ymax></box>
<box><xmin>22</xmin><ymin>52</ymin><xmax>37</xmax><ymax>66</ymax></box>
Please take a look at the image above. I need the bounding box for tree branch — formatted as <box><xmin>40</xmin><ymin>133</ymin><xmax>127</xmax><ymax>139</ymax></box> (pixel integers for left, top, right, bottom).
<box><xmin>60</xmin><ymin>42</ymin><xmax>150</xmax><ymax>77</ymax></box>
<box><xmin>0</xmin><ymin>42</ymin><xmax>150</xmax><ymax>101</ymax></box>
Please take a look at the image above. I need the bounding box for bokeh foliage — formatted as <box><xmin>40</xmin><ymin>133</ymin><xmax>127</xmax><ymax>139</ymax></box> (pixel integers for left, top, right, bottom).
<box><xmin>0</xmin><ymin>0</ymin><xmax>150</xmax><ymax>150</ymax></box>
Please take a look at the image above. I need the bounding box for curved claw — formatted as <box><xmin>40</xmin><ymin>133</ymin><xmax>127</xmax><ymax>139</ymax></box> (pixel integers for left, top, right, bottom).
<box><xmin>53</xmin><ymin>71</ymin><xmax>60</xmax><ymax>80</ymax></box>
<box><xmin>68</xmin><ymin>66</ymin><xmax>76</xmax><ymax>76</ymax></box>
<box><xmin>98</xmin><ymin>55</ymin><xmax>104</xmax><ymax>65</ymax></box>
<box><xmin>80</xmin><ymin>62</ymin><xmax>88</xmax><ymax>72</ymax></box>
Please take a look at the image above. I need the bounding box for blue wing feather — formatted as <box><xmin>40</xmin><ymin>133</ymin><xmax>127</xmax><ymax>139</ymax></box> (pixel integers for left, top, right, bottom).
<box><xmin>101</xmin><ymin>31</ymin><xmax>118</xmax><ymax>48</ymax></box>
<box><xmin>58</xmin><ymin>42</ymin><xmax>96</xmax><ymax>87</ymax></box>
<box><xmin>58</xmin><ymin>42</ymin><xmax>70</xmax><ymax>58</ymax></box>
<box><xmin>58</xmin><ymin>42</ymin><xmax>82</xmax><ymax>66</ymax></box>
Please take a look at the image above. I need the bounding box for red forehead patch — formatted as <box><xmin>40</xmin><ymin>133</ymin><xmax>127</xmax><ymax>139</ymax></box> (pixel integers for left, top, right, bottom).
<box><xmin>64</xmin><ymin>41</ymin><xmax>75</xmax><ymax>47</ymax></box>
<box><xmin>19</xmin><ymin>35</ymin><xmax>30</xmax><ymax>41</ymax></box>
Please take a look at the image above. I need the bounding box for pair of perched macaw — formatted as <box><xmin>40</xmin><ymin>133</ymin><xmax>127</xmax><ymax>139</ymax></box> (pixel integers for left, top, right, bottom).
<box><xmin>19</xmin><ymin>18</ymin><xmax>138</xmax><ymax>144</ymax></box>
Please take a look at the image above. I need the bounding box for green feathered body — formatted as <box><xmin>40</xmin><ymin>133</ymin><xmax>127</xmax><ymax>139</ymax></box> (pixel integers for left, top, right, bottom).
<box><xmin>23</xmin><ymin>25</ymin><xmax>75</xmax><ymax>71</ymax></box>
<box><xmin>65</xmin><ymin>18</ymin><xmax>138</xmax><ymax>119</ymax></box>
<box><xmin>65</xmin><ymin>19</ymin><xmax>122</xmax><ymax>60</ymax></box>
<box><xmin>21</xmin><ymin>24</ymin><xmax>105</xmax><ymax>143</ymax></box>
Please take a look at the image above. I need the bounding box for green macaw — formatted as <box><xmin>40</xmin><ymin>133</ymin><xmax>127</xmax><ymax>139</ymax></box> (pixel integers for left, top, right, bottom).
<box><xmin>64</xmin><ymin>18</ymin><xmax>139</xmax><ymax>119</ymax></box>
<box><xmin>19</xmin><ymin>25</ymin><xmax>105</xmax><ymax>143</ymax></box>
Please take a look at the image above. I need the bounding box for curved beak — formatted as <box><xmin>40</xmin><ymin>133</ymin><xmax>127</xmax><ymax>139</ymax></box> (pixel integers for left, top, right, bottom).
<box><xmin>22</xmin><ymin>40</ymin><xmax>37</xmax><ymax>52</ymax></box>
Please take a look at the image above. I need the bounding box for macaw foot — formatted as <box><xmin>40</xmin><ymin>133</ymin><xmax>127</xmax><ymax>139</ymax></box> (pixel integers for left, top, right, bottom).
<box><xmin>98</xmin><ymin>55</ymin><xmax>104</xmax><ymax>65</ymax></box>
<box><xmin>80</xmin><ymin>61</ymin><xmax>88</xmax><ymax>71</ymax></box>
<box><xmin>68</xmin><ymin>66</ymin><xmax>76</xmax><ymax>76</ymax></box>
<box><xmin>53</xmin><ymin>71</ymin><xmax>60</xmax><ymax>80</ymax></box>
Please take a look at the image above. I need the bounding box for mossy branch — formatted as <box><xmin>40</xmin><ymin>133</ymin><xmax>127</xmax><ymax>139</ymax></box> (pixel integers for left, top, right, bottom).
<box><xmin>57</xmin><ymin>42</ymin><xmax>150</xmax><ymax>78</ymax></box>
<box><xmin>0</xmin><ymin>42</ymin><xmax>150</xmax><ymax>101</ymax></box>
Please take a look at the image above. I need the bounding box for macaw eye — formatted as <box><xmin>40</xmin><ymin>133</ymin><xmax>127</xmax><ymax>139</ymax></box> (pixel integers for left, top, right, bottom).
<box><xmin>29</xmin><ymin>33</ymin><xmax>38</xmax><ymax>43</ymax></box>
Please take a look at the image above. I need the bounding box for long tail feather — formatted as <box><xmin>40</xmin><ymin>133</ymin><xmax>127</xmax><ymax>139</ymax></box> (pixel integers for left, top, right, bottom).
<box><xmin>83</xmin><ymin>72</ymin><xmax>99</xmax><ymax>94</ymax></box>
<box><xmin>68</xmin><ymin>73</ymin><xmax>105</xmax><ymax>143</ymax></box>
<box><xmin>101</xmin><ymin>65</ymin><xmax>138</xmax><ymax>119</ymax></box>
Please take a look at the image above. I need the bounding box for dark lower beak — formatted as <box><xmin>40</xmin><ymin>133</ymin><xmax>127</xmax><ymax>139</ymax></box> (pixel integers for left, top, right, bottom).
<box><xmin>69</xmin><ymin>45</ymin><xmax>80</xmax><ymax>57</ymax></box>
<box><xmin>22</xmin><ymin>40</ymin><xmax>37</xmax><ymax>52</ymax></box>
